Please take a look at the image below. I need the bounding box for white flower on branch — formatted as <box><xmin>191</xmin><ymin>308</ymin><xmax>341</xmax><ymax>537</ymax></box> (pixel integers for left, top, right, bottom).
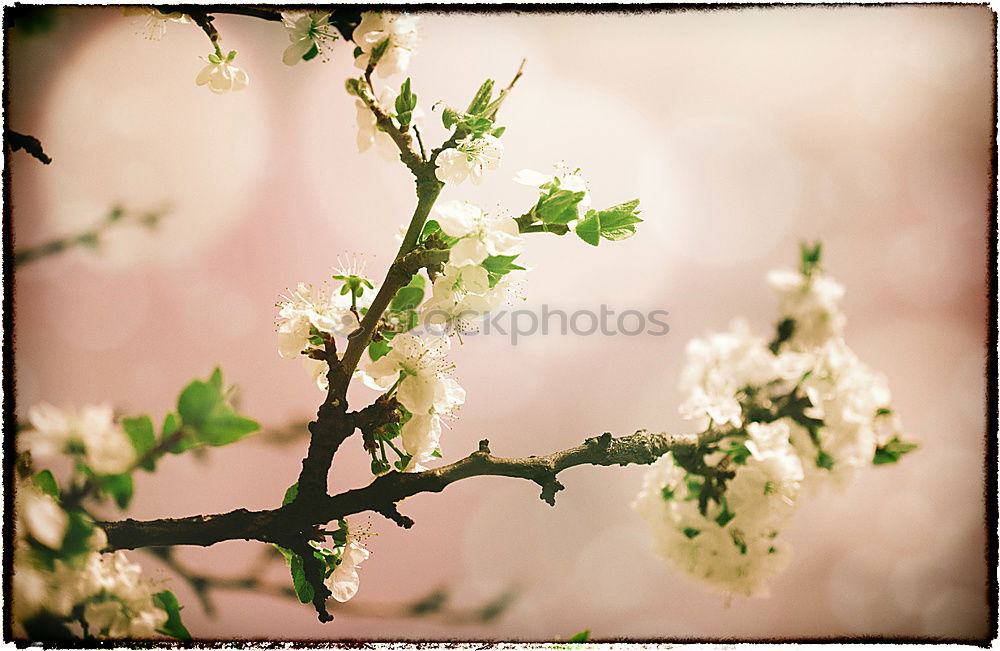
<box><xmin>325</xmin><ymin>534</ymin><xmax>371</xmax><ymax>602</ymax></box>
<box><xmin>15</xmin><ymin>481</ymin><xmax>68</xmax><ymax>550</ymax></box>
<box><xmin>434</xmin><ymin>134</ymin><xmax>504</xmax><ymax>185</ymax></box>
<box><xmin>195</xmin><ymin>51</ymin><xmax>249</xmax><ymax>94</ymax></box>
<box><xmin>353</xmin><ymin>12</ymin><xmax>419</xmax><ymax>78</ymax></box>
<box><xmin>434</xmin><ymin>201</ymin><xmax>523</xmax><ymax>267</ymax></box>
<box><xmin>76</xmin><ymin>552</ymin><xmax>169</xmax><ymax>638</ymax></box>
<box><xmin>281</xmin><ymin>10</ymin><xmax>338</xmax><ymax>65</ymax></box>
<box><xmin>25</xmin><ymin>404</ymin><xmax>135</xmax><ymax>475</ymax></box>
<box><xmin>276</xmin><ymin>283</ymin><xmax>360</xmax><ymax>360</ymax></box>
<box><xmin>122</xmin><ymin>7</ymin><xmax>190</xmax><ymax>40</ymax></box>
<box><xmin>421</xmin><ymin>264</ymin><xmax>495</xmax><ymax>334</ymax></box>
<box><xmin>362</xmin><ymin>334</ymin><xmax>465</xmax><ymax>417</ymax></box>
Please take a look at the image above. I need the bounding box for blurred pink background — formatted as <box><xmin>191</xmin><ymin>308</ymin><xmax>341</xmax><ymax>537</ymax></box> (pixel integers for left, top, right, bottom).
<box><xmin>7</xmin><ymin>5</ymin><xmax>993</xmax><ymax>641</ymax></box>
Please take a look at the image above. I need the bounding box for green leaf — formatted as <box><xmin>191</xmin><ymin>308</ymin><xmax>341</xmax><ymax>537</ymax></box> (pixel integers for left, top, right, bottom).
<box><xmin>442</xmin><ymin>107</ymin><xmax>460</xmax><ymax>129</ymax></box>
<box><xmin>162</xmin><ymin>412</ymin><xmax>192</xmax><ymax>454</ymax></box>
<box><xmin>466</xmin><ymin>79</ymin><xmax>495</xmax><ymax>115</ymax></box>
<box><xmin>282</xmin><ymin>482</ymin><xmax>298</xmax><ymax>506</ymax></box>
<box><xmin>152</xmin><ymin>590</ymin><xmax>191</xmax><ymax>641</ymax></box>
<box><xmin>177</xmin><ymin>379</ymin><xmax>218</xmax><ymax>430</ymax></box>
<box><xmin>60</xmin><ymin>511</ymin><xmax>95</xmax><ymax>559</ymax></box>
<box><xmin>353</xmin><ymin>46</ymin><xmax>363</xmax><ymax>58</ymax></box>
<box><xmin>199</xmin><ymin>411</ymin><xmax>260</xmax><ymax>447</ymax></box>
<box><xmin>369</xmin><ymin>37</ymin><xmax>390</xmax><ymax>66</ymax></box>
<box><xmin>482</xmin><ymin>255</ymin><xmax>525</xmax><ymax>287</ymax></box>
<box><xmin>369</xmin><ymin>339</ymin><xmax>391</xmax><ymax>362</ymax></box>
<box><xmin>682</xmin><ymin>527</ymin><xmax>701</xmax><ymax>539</ymax></box>
<box><xmin>816</xmin><ymin>449</ymin><xmax>835</xmax><ymax>470</ymax></box>
<box><xmin>32</xmin><ymin>470</ymin><xmax>59</xmax><ymax>499</ymax></box>
<box><xmin>714</xmin><ymin>498</ymin><xmax>735</xmax><ymax>527</ymax></box>
<box><xmin>101</xmin><ymin>473</ymin><xmax>134</xmax><ymax>509</ymax></box>
<box><xmin>873</xmin><ymin>437</ymin><xmax>918</xmax><ymax>465</ymax></box>
<box><xmin>574</xmin><ymin>212</ymin><xmax>601</xmax><ymax>246</ymax></box>
<box><xmin>567</xmin><ymin>630</ymin><xmax>590</xmax><ymax>643</ymax></box>
<box><xmin>391</xmin><ymin>274</ymin><xmax>425</xmax><ymax>311</ymax></box>
<box><xmin>122</xmin><ymin>415</ymin><xmax>156</xmax><ymax>471</ymax></box>
<box><xmin>490</xmin><ymin>125</ymin><xmax>506</xmax><ymax>138</ymax></box>
<box><xmin>660</xmin><ymin>485</ymin><xmax>675</xmax><ymax>501</ymax></box>
<box><xmin>420</xmin><ymin>219</ymin><xmax>441</xmax><ymax>239</ymax></box>
<box><xmin>177</xmin><ymin>370</ymin><xmax>260</xmax><ymax>448</ymax></box>
<box><xmin>535</xmin><ymin>189</ymin><xmax>586</xmax><ymax>225</ymax></box>
<box><xmin>302</xmin><ymin>42</ymin><xmax>319</xmax><ymax>61</ymax></box>
<box><xmin>276</xmin><ymin>548</ymin><xmax>314</xmax><ymax>603</ymax></box>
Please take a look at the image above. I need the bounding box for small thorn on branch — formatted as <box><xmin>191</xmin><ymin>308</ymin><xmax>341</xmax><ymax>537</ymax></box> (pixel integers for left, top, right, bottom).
<box><xmin>376</xmin><ymin>503</ymin><xmax>414</xmax><ymax>529</ymax></box>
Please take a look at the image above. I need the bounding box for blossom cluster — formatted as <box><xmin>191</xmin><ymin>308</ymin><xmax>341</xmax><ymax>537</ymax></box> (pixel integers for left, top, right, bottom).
<box><xmin>13</xmin><ymin>480</ymin><xmax>170</xmax><ymax>639</ymax></box>
<box><xmin>24</xmin><ymin>404</ymin><xmax>135</xmax><ymax>475</ymax></box>
<box><xmin>633</xmin><ymin>247</ymin><xmax>911</xmax><ymax>597</ymax></box>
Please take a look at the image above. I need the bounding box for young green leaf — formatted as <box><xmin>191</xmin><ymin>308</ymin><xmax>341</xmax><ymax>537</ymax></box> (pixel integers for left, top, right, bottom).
<box><xmin>391</xmin><ymin>274</ymin><xmax>425</xmax><ymax>311</ymax></box>
<box><xmin>32</xmin><ymin>470</ymin><xmax>59</xmax><ymax>499</ymax></box>
<box><xmin>466</xmin><ymin>79</ymin><xmax>495</xmax><ymax>115</ymax></box>
<box><xmin>482</xmin><ymin>255</ymin><xmax>526</xmax><ymax>287</ymax></box>
<box><xmin>567</xmin><ymin>630</ymin><xmax>591</xmax><ymax>643</ymax></box>
<box><xmin>122</xmin><ymin>415</ymin><xmax>156</xmax><ymax>471</ymax></box>
<box><xmin>535</xmin><ymin>189</ymin><xmax>587</xmax><ymax>225</ymax></box>
<box><xmin>152</xmin><ymin>590</ymin><xmax>192</xmax><ymax>641</ymax></box>
<box><xmin>873</xmin><ymin>437</ymin><xmax>918</xmax><ymax>465</ymax></box>
<box><xmin>101</xmin><ymin>473</ymin><xmax>134</xmax><ymax>510</ymax></box>
<box><xmin>369</xmin><ymin>339</ymin><xmax>392</xmax><ymax>362</ymax></box>
<box><xmin>282</xmin><ymin>482</ymin><xmax>298</xmax><ymax>506</ymax></box>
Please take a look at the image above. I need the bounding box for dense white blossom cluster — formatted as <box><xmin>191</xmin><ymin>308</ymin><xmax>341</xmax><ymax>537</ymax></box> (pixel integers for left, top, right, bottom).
<box><xmin>13</xmin><ymin>481</ymin><xmax>169</xmax><ymax>639</ymax></box>
<box><xmin>634</xmin><ymin>258</ymin><xmax>906</xmax><ymax>597</ymax></box>
<box><xmin>24</xmin><ymin>404</ymin><xmax>135</xmax><ymax>475</ymax></box>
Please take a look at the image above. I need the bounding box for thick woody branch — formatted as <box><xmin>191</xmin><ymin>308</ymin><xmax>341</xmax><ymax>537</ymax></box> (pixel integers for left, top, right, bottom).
<box><xmin>98</xmin><ymin>430</ymin><xmax>705</xmax><ymax>551</ymax></box>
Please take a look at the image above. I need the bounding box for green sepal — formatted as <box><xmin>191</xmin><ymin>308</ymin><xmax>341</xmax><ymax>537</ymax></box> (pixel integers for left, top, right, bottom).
<box><xmin>302</xmin><ymin>43</ymin><xmax>319</xmax><ymax>61</ymax></box>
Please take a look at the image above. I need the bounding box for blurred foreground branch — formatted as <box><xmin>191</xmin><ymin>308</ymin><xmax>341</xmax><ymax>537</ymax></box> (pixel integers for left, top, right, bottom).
<box><xmin>14</xmin><ymin>204</ymin><xmax>168</xmax><ymax>268</ymax></box>
<box><xmin>145</xmin><ymin>545</ymin><xmax>518</xmax><ymax>624</ymax></box>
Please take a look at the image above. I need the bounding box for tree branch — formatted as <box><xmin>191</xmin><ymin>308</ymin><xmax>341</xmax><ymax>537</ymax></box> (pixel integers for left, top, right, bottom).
<box><xmin>13</xmin><ymin>204</ymin><xmax>167</xmax><ymax>268</ymax></box>
<box><xmin>6</xmin><ymin>129</ymin><xmax>51</xmax><ymax>164</ymax></box>
<box><xmin>98</xmin><ymin>429</ymin><xmax>707</xmax><ymax>551</ymax></box>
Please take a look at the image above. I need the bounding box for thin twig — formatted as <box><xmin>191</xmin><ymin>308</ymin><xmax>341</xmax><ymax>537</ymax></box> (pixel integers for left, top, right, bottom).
<box><xmin>13</xmin><ymin>205</ymin><xmax>167</xmax><ymax>268</ymax></box>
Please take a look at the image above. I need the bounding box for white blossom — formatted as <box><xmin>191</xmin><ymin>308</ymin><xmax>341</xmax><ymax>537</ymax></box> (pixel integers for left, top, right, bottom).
<box><xmin>276</xmin><ymin>283</ymin><xmax>360</xmax><ymax>360</ymax></box>
<box><xmin>195</xmin><ymin>53</ymin><xmax>249</xmax><ymax>94</ymax></box>
<box><xmin>24</xmin><ymin>404</ymin><xmax>135</xmax><ymax>475</ymax></box>
<box><xmin>122</xmin><ymin>7</ymin><xmax>190</xmax><ymax>40</ymax></box>
<box><xmin>434</xmin><ymin>201</ymin><xmax>523</xmax><ymax>267</ymax></box>
<box><xmin>281</xmin><ymin>11</ymin><xmax>338</xmax><ymax>65</ymax></box>
<box><xmin>16</xmin><ymin>481</ymin><xmax>67</xmax><ymax>549</ymax></box>
<box><xmin>326</xmin><ymin>535</ymin><xmax>371</xmax><ymax>602</ymax></box>
<box><xmin>435</xmin><ymin>135</ymin><xmax>503</xmax><ymax>185</ymax></box>
<box><xmin>421</xmin><ymin>264</ymin><xmax>496</xmax><ymax>334</ymax></box>
<box><xmin>637</xmin><ymin>259</ymin><xmax>905</xmax><ymax>598</ymax></box>
<box><xmin>353</xmin><ymin>12</ymin><xmax>419</xmax><ymax>77</ymax></box>
<box><xmin>362</xmin><ymin>334</ymin><xmax>465</xmax><ymax>416</ymax></box>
